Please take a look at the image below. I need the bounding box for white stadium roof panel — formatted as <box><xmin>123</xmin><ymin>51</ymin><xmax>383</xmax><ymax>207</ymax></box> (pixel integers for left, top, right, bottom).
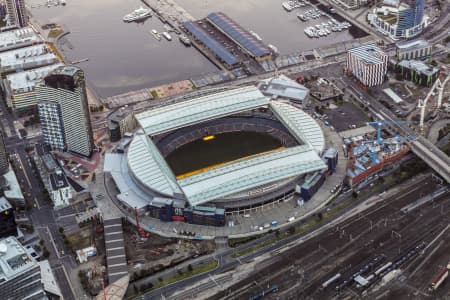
<box><xmin>135</xmin><ymin>86</ymin><xmax>269</xmax><ymax>135</ymax></box>
<box><xmin>127</xmin><ymin>131</ymin><xmax>181</xmax><ymax>197</ymax></box>
<box><xmin>178</xmin><ymin>145</ymin><xmax>326</xmax><ymax>206</ymax></box>
<box><xmin>270</xmin><ymin>101</ymin><xmax>325</xmax><ymax>154</ymax></box>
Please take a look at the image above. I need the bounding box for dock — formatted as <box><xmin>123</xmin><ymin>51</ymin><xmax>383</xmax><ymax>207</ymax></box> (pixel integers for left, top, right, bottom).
<box><xmin>141</xmin><ymin>0</ymin><xmax>194</xmax><ymax>32</ymax></box>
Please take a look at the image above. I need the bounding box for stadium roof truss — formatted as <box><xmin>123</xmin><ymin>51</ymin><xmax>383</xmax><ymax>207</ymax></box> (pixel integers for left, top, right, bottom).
<box><xmin>129</xmin><ymin>86</ymin><xmax>326</xmax><ymax>206</ymax></box>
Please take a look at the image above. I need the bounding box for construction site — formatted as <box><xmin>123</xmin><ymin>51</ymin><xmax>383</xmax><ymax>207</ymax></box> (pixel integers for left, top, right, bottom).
<box><xmin>345</xmin><ymin>122</ymin><xmax>411</xmax><ymax>187</ymax></box>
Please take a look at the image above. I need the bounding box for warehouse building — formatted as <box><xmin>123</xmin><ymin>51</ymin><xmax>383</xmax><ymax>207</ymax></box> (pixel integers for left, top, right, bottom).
<box><xmin>182</xmin><ymin>21</ymin><xmax>240</xmax><ymax>68</ymax></box>
<box><xmin>206</xmin><ymin>12</ymin><xmax>272</xmax><ymax>61</ymax></box>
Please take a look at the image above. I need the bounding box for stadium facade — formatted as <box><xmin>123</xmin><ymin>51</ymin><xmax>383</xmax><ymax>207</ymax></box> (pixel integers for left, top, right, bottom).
<box><xmin>104</xmin><ymin>86</ymin><xmax>328</xmax><ymax>226</ymax></box>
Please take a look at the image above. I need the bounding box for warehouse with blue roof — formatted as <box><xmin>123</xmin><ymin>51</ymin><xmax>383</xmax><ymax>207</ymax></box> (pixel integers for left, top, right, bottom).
<box><xmin>182</xmin><ymin>21</ymin><xmax>240</xmax><ymax>68</ymax></box>
<box><xmin>206</xmin><ymin>12</ymin><xmax>272</xmax><ymax>61</ymax></box>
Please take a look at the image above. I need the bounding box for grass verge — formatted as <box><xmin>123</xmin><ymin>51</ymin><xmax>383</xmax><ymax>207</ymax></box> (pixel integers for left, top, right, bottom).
<box><xmin>152</xmin><ymin>260</ymin><xmax>218</xmax><ymax>289</ymax></box>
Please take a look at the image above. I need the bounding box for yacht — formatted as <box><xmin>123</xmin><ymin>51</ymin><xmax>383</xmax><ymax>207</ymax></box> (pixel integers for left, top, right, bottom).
<box><xmin>268</xmin><ymin>44</ymin><xmax>279</xmax><ymax>54</ymax></box>
<box><xmin>123</xmin><ymin>6</ymin><xmax>152</xmax><ymax>22</ymax></box>
<box><xmin>151</xmin><ymin>29</ymin><xmax>161</xmax><ymax>41</ymax></box>
<box><xmin>162</xmin><ymin>31</ymin><xmax>172</xmax><ymax>41</ymax></box>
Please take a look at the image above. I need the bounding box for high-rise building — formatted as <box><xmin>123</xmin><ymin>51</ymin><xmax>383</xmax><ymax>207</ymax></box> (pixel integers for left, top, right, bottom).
<box><xmin>5</xmin><ymin>0</ymin><xmax>28</xmax><ymax>28</ymax></box>
<box><xmin>0</xmin><ymin>197</ymin><xmax>17</xmax><ymax>238</ymax></box>
<box><xmin>0</xmin><ymin>130</ymin><xmax>9</xmax><ymax>175</ymax></box>
<box><xmin>368</xmin><ymin>0</ymin><xmax>427</xmax><ymax>40</ymax></box>
<box><xmin>346</xmin><ymin>45</ymin><xmax>388</xmax><ymax>87</ymax></box>
<box><xmin>0</xmin><ymin>236</ymin><xmax>46</xmax><ymax>300</ymax></box>
<box><xmin>37</xmin><ymin>66</ymin><xmax>94</xmax><ymax>157</ymax></box>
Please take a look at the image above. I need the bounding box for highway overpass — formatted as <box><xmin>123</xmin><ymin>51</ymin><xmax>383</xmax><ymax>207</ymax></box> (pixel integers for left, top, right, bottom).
<box><xmin>410</xmin><ymin>137</ymin><xmax>450</xmax><ymax>183</ymax></box>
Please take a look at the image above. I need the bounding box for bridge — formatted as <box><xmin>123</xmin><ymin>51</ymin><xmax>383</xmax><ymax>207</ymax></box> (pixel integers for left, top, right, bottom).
<box><xmin>410</xmin><ymin>137</ymin><xmax>450</xmax><ymax>183</ymax></box>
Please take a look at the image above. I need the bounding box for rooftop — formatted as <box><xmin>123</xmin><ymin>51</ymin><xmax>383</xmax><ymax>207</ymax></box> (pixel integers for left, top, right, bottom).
<box><xmin>179</xmin><ymin>145</ymin><xmax>326</xmax><ymax>205</ymax></box>
<box><xmin>3</xmin><ymin>167</ymin><xmax>24</xmax><ymax>202</ymax></box>
<box><xmin>0</xmin><ymin>197</ymin><xmax>12</xmax><ymax>213</ymax></box>
<box><xmin>396</xmin><ymin>39</ymin><xmax>430</xmax><ymax>50</ymax></box>
<box><xmin>5</xmin><ymin>63</ymin><xmax>64</xmax><ymax>91</ymax></box>
<box><xmin>49</xmin><ymin>170</ymin><xmax>69</xmax><ymax>191</ymax></box>
<box><xmin>108</xmin><ymin>106</ymin><xmax>134</xmax><ymax>124</ymax></box>
<box><xmin>0</xmin><ymin>236</ymin><xmax>38</xmax><ymax>282</ymax></box>
<box><xmin>398</xmin><ymin>59</ymin><xmax>439</xmax><ymax>76</ymax></box>
<box><xmin>135</xmin><ymin>86</ymin><xmax>270</xmax><ymax>136</ymax></box>
<box><xmin>0</xmin><ymin>27</ymin><xmax>41</xmax><ymax>53</ymax></box>
<box><xmin>348</xmin><ymin>45</ymin><xmax>387</xmax><ymax>65</ymax></box>
<box><xmin>258</xmin><ymin>75</ymin><xmax>309</xmax><ymax>101</ymax></box>
<box><xmin>182</xmin><ymin>21</ymin><xmax>240</xmax><ymax>66</ymax></box>
<box><xmin>207</xmin><ymin>12</ymin><xmax>271</xmax><ymax>58</ymax></box>
<box><xmin>0</xmin><ymin>44</ymin><xmax>57</xmax><ymax>71</ymax></box>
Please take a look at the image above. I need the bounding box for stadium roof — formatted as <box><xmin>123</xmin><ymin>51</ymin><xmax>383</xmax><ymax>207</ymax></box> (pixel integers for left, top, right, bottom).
<box><xmin>178</xmin><ymin>145</ymin><xmax>325</xmax><ymax>206</ymax></box>
<box><xmin>207</xmin><ymin>12</ymin><xmax>271</xmax><ymax>58</ymax></box>
<box><xmin>348</xmin><ymin>45</ymin><xmax>387</xmax><ymax>65</ymax></box>
<box><xmin>270</xmin><ymin>101</ymin><xmax>325</xmax><ymax>153</ymax></box>
<box><xmin>125</xmin><ymin>87</ymin><xmax>327</xmax><ymax>206</ymax></box>
<box><xmin>135</xmin><ymin>86</ymin><xmax>269</xmax><ymax>135</ymax></box>
<box><xmin>127</xmin><ymin>131</ymin><xmax>181</xmax><ymax>197</ymax></box>
<box><xmin>182</xmin><ymin>21</ymin><xmax>240</xmax><ymax>66</ymax></box>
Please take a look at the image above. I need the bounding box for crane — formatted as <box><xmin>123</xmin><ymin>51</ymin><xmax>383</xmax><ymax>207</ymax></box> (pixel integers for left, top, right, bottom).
<box><xmin>367</xmin><ymin>120</ymin><xmax>408</xmax><ymax>143</ymax></box>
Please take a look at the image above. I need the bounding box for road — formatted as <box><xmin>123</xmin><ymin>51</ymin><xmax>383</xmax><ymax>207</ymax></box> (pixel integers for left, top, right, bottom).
<box><xmin>0</xmin><ymin>95</ymin><xmax>78</xmax><ymax>300</ymax></box>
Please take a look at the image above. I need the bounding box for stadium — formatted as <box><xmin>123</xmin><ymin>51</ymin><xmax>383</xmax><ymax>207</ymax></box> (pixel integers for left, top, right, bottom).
<box><xmin>104</xmin><ymin>86</ymin><xmax>331</xmax><ymax>227</ymax></box>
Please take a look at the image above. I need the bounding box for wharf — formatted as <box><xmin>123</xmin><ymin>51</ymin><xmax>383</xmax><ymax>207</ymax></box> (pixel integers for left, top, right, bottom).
<box><xmin>141</xmin><ymin>0</ymin><xmax>194</xmax><ymax>30</ymax></box>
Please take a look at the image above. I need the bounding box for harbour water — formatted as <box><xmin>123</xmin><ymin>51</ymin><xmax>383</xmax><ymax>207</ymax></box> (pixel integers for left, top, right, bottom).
<box><xmin>28</xmin><ymin>0</ymin><xmax>218</xmax><ymax>97</ymax></box>
<box><xmin>28</xmin><ymin>0</ymin><xmax>365</xmax><ymax>97</ymax></box>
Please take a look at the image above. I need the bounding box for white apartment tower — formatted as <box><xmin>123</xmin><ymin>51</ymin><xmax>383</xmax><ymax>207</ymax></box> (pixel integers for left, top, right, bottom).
<box><xmin>346</xmin><ymin>45</ymin><xmax>388</xmax><ymax>87</ymax></box>
<box><xmin>37</xmin><ymin>66</ymin><xmax>94</xmax><ymax>157</ymax></box>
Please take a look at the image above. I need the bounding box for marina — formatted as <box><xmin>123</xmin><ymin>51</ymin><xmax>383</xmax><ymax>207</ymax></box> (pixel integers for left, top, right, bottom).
<box><xmin>28</xmin><ymin>0</ymin><xmax>367</xmax><ymax>97</ymax></box>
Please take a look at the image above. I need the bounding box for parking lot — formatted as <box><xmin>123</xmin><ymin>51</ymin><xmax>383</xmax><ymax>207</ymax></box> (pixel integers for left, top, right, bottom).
<box><xmin>317</xmin><ymin>102</ymin><xmax>369</xmax><ymax>132</ymax></box>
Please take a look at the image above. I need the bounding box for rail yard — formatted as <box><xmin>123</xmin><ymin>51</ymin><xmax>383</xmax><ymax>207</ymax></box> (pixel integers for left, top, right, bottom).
<box><xmin>210</xmin><ymin>174</ymin><xmax>450</xmax><ymax>300</ymax></box>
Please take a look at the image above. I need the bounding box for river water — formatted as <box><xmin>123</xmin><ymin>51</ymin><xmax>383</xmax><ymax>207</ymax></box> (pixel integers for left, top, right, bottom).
<box><xmin>28</xmin><ymin>0</ymin><xmax>362</xmax><ymax>97</ymax></box>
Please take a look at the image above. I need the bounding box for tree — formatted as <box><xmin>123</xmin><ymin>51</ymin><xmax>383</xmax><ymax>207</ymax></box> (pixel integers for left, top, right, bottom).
<box><xmin>317</xmin><ymin>212</ymin><xmax>323</xmax><ymax>220</ymax></box>
<box><xmin>43</xmin><ymin>248</ymin><xmax>50</xmax><ymax>258</ymax></box>
<box><xmin>288</xmin><ymin>227</ymin><xmax>296</xmax><ymax>235</ymax></box>
<box><xmin>187</xmin><ymin>264</ymin><xmax>193</xmax><ymax>272</ymax></box>
<box><xmin>59</xmin><ymin>227</ymin><xmax>64</xmax><ymax>234</ymax></box>
<box><xmin>352</xmin><ymin>191</ymin><xmax>358</xmax><ymax>199</ymax></box>
<box><xmin>39</xmin><ymin>239</ymin><xmax>45</xmax><ymax>246</ymax></box>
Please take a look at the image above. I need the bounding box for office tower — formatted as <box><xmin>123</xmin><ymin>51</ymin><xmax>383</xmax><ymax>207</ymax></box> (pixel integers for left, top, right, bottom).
<box><xmin>37</xmin><ymin>66</ymin><xmax>94</xmax><ymax>157</ymax></box>
<box><xmin>0</xmin><ymin>130</ymin><xmax>8</xmax><ymax>175</ymax></box>
<box><xmin>5</xmin><ymin>0</ymin><xmax>28</xmax><ymax>28</ymax></box>
<box><xmin>0</xmin><ymin>236</ymin><xmax>46</xmax><ymax>300</ymax></box>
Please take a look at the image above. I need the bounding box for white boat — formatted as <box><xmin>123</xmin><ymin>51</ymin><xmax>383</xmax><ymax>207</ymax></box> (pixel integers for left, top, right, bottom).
<box><xmin>162</xmin><ymin>31</ymin><xmax>172</xmax><ymax>41</ymax></box>
<box><xmin>123</xmin><ymin>6</ymin><xmax>152</xmax><ymax>22</ymax></box>
<box><xmin>150</xmin><ymin>29</ymin><xmax>161</xmax><ymax>41</ymax></box>
<box><xmin>249</xmin><ymin>30</ymin><xmax>262</xmax><ymax>41</ymax></box>
<box><xmin>268</xmin><ymin>44</ymin><xmax>279</xmax><ymax>54</ymax></box>
<box><xmin>60</xmin><ymin>0</ymin><xmax>66</xmax><ymax>5</ymax></box>
<box><xmin>282</xmin><ymin>2</ymin><xmax>293</xmax><ymax>12</ymax></box>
